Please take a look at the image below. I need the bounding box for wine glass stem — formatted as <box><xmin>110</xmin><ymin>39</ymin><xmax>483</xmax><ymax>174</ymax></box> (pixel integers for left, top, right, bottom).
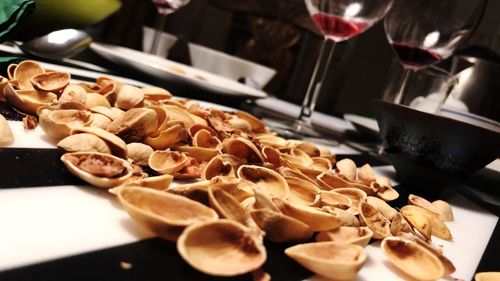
<box><xmin>393</xmin><ymin>69</ymin><xmax>412</xmax><ymax>104</ymax></box>
<box><xmin>150</xmin><ymin>12</ymin><xmax>169</xmax><ymax>55</ymax></box>
<box><xmin>297</xmin><ymin>38</ymin><xmax>336</xmax><ymax>125</ymax></box>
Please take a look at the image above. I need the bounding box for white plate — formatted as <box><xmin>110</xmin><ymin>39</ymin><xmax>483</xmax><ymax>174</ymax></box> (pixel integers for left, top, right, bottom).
<box><xmin>89</xmin><ymin>42</ymin><xmax>268</xmax><ymax>99</ymax></box>
<box><xmin>343</xmin><ymin>113</ymin><xmax>380</xmax><ymax>137</ymax></box>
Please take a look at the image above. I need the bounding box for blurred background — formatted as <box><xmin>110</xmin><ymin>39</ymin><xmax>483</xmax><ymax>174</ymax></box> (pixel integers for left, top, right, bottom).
<box><xmin>13</xmin><ymin>0</ymin><xmax>500</xmax><ymax>118</ymax></box>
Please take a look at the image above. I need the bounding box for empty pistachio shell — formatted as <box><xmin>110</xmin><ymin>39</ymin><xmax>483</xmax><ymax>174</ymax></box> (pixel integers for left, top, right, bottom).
<box><xmin>201</xmin><ymin>154</ymin><xmax>240</xmax><ymax>180</ymax></box>
<box><xmin>408</xmin><ymin>194</ymin><xmax>442</xmax><ymax>219</ymax></box>
<box><xmin>123</xmin><ymin>174</ymin><xmax>173</xmax><ymax>190</ymax></box>
<box><xmin>172</xmin><ymin>145</ymin><xmax>219</xmax><ymax>163</ymax></box>
<box><xmin>115</xmin><ymin>85</ymin><xmax>144</xmax><ymax>110</ymax></box>
<box><xmin>207</xmin><ymin>187</ymin><xmax>258</xmax><ymax>229</ymax></box>
<box><xmin>373</xmin><ymin>181</ymin><xmax>400</xmax><ymax>201</ymax></box>
<box><xmin>475</xmin><ymin>272</ymin><xmax>500</xmax><ymax>281</ymax></box>
<box><xmin>118</xmin><ymin>185</ymin><xmax>218</xmax><ymax>241</ymax></box>
<box><xmin>250</xmin><ymin>208</ymin><xmax>313</xmax><ymax>242</ymax></box>
<box><xmin>58</xmin><ymin>133</ymin><xmax>111</xmax><ymax>154</ymax></box>
<box><xmin>390</xmin><ymin>213</ymin><xmax>416</xmax><ymax>237</ymax></box>
<box><xmin>148</xmin><ymin>150</ymin><xmax>189</xmax><ymax>175</ymax></box>
<box><xmin>316</xmin><ymin>226</ymin><xmax>374</xmax><ymax>247</ymax></box>
<box><xmin>358</xmin><ymin>201</ymin><xmax>391</xmax><ymax>239</ymax></box>
<box><xmin>59</xmin><ymin>84</ymin><xmax>87</xmax><ymax>104</ymax></box>
<box><xmin>162</xmin><ymin>105</ymin><xmax>195</xmax><ymax>128</ymax></box>
<box><xmin>237</xmin><ymin>165</ymin><xmax>290</xmax><ymax>200</ymax></box>
<box><xmin>177</xmin><ymin>219</ymin><xmax>266</xmax><ymax>276</ymax></box>
<box><xmin>3</xmin><ymin>82</ymin><xmax>57</xmax><ymax>115</ymax></box>
<box><xmin>432</xmin><ymin>200</ymin><xmax>454</xmax><ymax>222</ymax></box>
<box><xmin>335</xmin><ymin>158</ymin><xmax>357</xmax><ymax>181</ymax></box>
<box><xmin>107</xmin><ymin>108</ymin><xmax>158</xmax><ymax>143</ymax></box>
<box><xmin>290</xmin><ymin>140</ymin><xmax>321</xmax><ymax>157</ymax></box>
<box><xmin>71</xmin><ymin>126</ymin><xmax>128</xmax><ymax>158</ymax></box>
<box><xmin>13</xmin><ymin>60</ymin><xmax>45</xmax><ymax>89</ymax></box>
<box><xmin>273</xmin><ymin>198</ymin><xmax>342</xmax><ymax>232</ymax></box>
<box><xmin>334</xmin><ymin>188</ymin><xmax>368</xmax><ymax>215</ymax></box>
<box><xmin>255</xmin><ymin>134</ymin><xmax>288</xmax><ymax>148</ymax></box>
<box><xmin>234</xmin><ymin>111</ymin><xmax>266</xmax><ymax>133</ymax></box>
<box><xmin>366</xmin><ymin>196</ymin><xmax>398</xmax><ymax>220</ymax></box>
<box><xmin>253</xmin><ymin>188</ymin><xmax>281</xmax><ymax>212</ymax></box>
<box><xmin>319</xmin><ymin>190</ymin><xmax>352</xmax><ymax>210</ymax></box>
<box><xmin>31</xmin><ymin>71</ymin><xmax>70</xmax><ymax>92</ymax></box>
<box><xmin>0</xmin><ymin>114</ymin><xmax>14</xmax><ymax>146</ymax></box>
<box><xmin>126</xmin><ymin>142</ymin><xmax>154</xmax><ymax>166</ymax></box>
<box><xmin>6</xmin><ymin>64</ymin><xmax>17</xmax><ymax>80</ymax></box>
<box><xmin>167</xmin><ymin>180</ymin><xmax>211</xmax><ymax>204</ymax></box>
<box><xmin>144</xmin><ymin>124</ymin><xmax>188</xmax><ymax>150</ymax></box>
<box><xmin>141</xmin><ymin>86</ymin><xmax>172</xmax><ymax>100</ymax></box>
<box><xmin>285</xmin><ymin>176</ymin><xmax>320</xmax><ymax>206</ymax></box>
<box><xmin>382</xmin><ymin>237</ymin><xmax>445</xmax><ymax>281</ymax></box>
<box><xmin>89</xmin><ymin>113</ymin><xmax>112</xmax><ymax>129</ymax></box>
<box><xmin>414</xmin><ymin>239</ymin><xmax>456</xmax><ymax>276</ymax></box>
<box><xmin>39</xmin><ymin>109</ymin><xmax>93</xmax><ymax>140</ymax></box>
<box><xmin>61</xmin><ymin>152</ymin><xmax>133</xmax><ymax>188</ymax></box>
<box><xmin>225</xmin><ymin>137</ymin><xmax>265</xmax><ymax>164</ymax></box>
<box><xmin>358</xmin><ymin>164</ymin><xmax>376</xmax><ymax>185</ymax></box>
<box><xmin>85</xmin><ymin>93</ymin><xmax>111</xmax><ymax>108</ymax></box>
<box><xmin>285</xmin><ymin>242</ymin><xmax>366</xmax><ymax>280</ymax></box>
<box><xmin>401</xmin><ymin>205</ymin><xmax>453</xmax><ymax>241</ymax></box>
<box><xmin>321</xmin><ymin>206</ymin><xmax>360</xmax><ymax>227</ymax></box>
<box><xmin>192</xmin><ymin>129</ymin><xmax>221</xmax><ymax>149</ymax></box>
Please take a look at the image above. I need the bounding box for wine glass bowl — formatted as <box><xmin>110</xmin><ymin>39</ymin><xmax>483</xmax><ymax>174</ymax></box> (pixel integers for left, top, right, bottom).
<box><xmin>384</xmin><ymin>0</ymin><xmax>488</xmax><ymax>71</ymax></box>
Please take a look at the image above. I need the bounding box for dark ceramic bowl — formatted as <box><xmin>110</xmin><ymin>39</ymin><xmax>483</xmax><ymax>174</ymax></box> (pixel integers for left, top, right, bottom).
<box><xmin>373</xmin><ymin>100</ymin><xmax>500</xmax><ymax>186</ymax></box>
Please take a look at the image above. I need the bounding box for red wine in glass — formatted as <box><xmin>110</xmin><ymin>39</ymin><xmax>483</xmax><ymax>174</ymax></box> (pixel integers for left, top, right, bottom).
<box><xmin>311</xmin><ymin>12</ymin><xmax>370</xmax><ymax>42</ymax></box>
<box><xmin>390</xmin><ymin>42</ymin><xmax>443</xmax><ymax>70</ymax></box>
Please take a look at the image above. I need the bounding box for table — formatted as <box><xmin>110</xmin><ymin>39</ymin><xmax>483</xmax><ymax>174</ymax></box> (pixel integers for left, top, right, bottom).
<box><xmin>0</xmin><ymin>54</ymin><xmax>498</xmax><ymax>281</ymax></box>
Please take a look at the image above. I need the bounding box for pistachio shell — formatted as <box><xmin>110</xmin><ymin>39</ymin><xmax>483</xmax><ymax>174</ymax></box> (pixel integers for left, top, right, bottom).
<box><xmin>126</xmin><ymin>142</ymin><xmax>154</xmax><ymax>166</ymax></box>
<box><xmin>162</xmin><ymin>105</ymin><xmax>195</xmax><ymax>128</ymax></box>
<box><xmin>3</xmin><ymin>82</ymin><xmax>57</xmax><ymax>115</ymax></box>
<box><xmin>401</xmin><ymin>205</ymin><xmax>453</xmax><ymax>241</ymax></box>
<box><xmin>273</xmin><ymin>198</ymin><xmax>342</xmax><ymax>232</ymax></box>
<box><xmin>237</xmin><ymin>165</ymin><xmax>290</xmax><ymax>200</ymax></box>
<box><xmin>250</xmin><ymin>208</ymin><xmax>313</xmax><ymax>242</ymax></box>
<box><xmin>115</xmin><ymin>85</ymin><xmax>144</xmax><ymax>110</ymax></box>
<box><xmin>208</xmin><ymin>187</ymin><xmax>258</xmax><ymax>229</ymax></box>
<box><xmin>285</xmin><ymin>242</ymin><xmax>366</xmax><ymax>280</ymax></box>
<box><xmin>57</xmin><ymin>133</ymin><xmax>111</xmax><ymax>154</ymax></box>
<box><xmin>118</xmin><ymin>185</ymin><xmax>218</xmax><ymax>241</ymax></box>
<box><xmin>144</xmin><ymin>124</ymin><xmax>188</xmax><ymax>150</ymax></box>
<box><xmin>432</xmin><ymin>200</ymin><xmax>454</xmax><ymax>222</ymax></box>
<box><xmin>253</xmin><ymin>188</ymin><xmax>281</xmax><ymax>212</ymax></box>
<box><xmin>85</xmin><ymin>93</ymin><xmax>111</xmax><ymax>108</ymax></box>
<box><xmin>167</xmin><ymin>180</ymin><xmax>211</xmax><ymax>204</ymax></box>
<box><xmin>148</xmin><ymin>150</ymin><xmax>189</xmax><ymax>175</ymax></box>
<box><xmin>90</xmin><ymin>113</ymin><xmax>112</xmax><ymax>129</ymax></box>
<box><xmin>6</xmin><ymin>64</ymin><xmax>17</xmax><ymax>80</ymax></box>
<box><xmin>225</xmin><ymin>137</ymin><xmax>265</xmax><ymax>164</ymax></box>
<box><xmin>475</xmin><ymin>272</ymin><xmax>500</xmax><ymax>281</ymax></box>
<box><xmin>255</xmin><ymin>134</ymin><xmax>288</xmax><ymax>148</ymax></box>
<box><xmin>13</xmin><ymin>60</ymin><xmax>45</xmax><ymax>89</ymax></box>
<box><xmin>390</xmin><ymin>213</ymin><xmax>416</xmax><ymax>237</ymax></box>
<box><xmin>107</xmin><ymin>108</ymin><xmax>158</xmax><ymax>143</ymax></box>
<box><xmin>123</xmin><ymin>174</ymin><xmax>173</xmax><ymax>190</ymax></box>
<box><xmin>335</xmin><ymin>158</ymin><xmax>357</xmax><ymax>181</ymax></box>
<box><xmin>192</xmin><ymin>129</ymin><xmax>221</xmax><ymax>149</ymax></box>
<box><xmin>366</xmin><ymin>196</ymin><xmax>398</xmax><ymax>220</ymax></box>
<box><xmin>316</xmin><ymin>226</ymin><xmax>374</xmax><ymax>247</ymax></box>
<box><xmin>141</xmin><ymin>86</ymin><xmax>172</xmax><ymax>100</ymax></box>
<box><xmin>201</xmin><ymin>154</ymin><xmax>240</xmax><ymax>180</ymax></box>
<box><xmin>382</xmin><ymin>237</ymin><xmax>445</xmax><ymax>281</ymax></box>
<box><xmin>374</xmin><ymin>181</ymin><xmax>400</xmax><ymax>201</ymax></box>
<box><xmin>358</xmin><ymin>164</ymin><xmax>376</xmax><ymax>185</ymax></box>
<box><xmin>334</xmin><ymin>188</ymin><xmax>368</xmax><ymax>215</ymax></box>
<box><xmin>71</xmin><ymin>126</ymin><xmax>128</xmax><ymax>158</ymax></box>
<box><xmin>39</xmin><ymin>109</ymin><xmax>93</xmax><ymax>140</ymax></box>
<box><xmin>290</xmin><ymin>140</ymin><xmax>321</xmax><ymax>157</ymax></box>
<box><xmin>61</xmin><ymin>152</ymin><xmax>133</xmax><ymax>188</ymax></box>
<box><xmin>319</xmin><ymin>190</ymin><xmax>352</xmax><ymax>210</ymax></box>
<box><xmin>0</xmin><ymin>114</ymin><xmax>14</xmax><ymax>146</ymax></box>
<box><xmin>234</xmin><ymin>111</ymin><xmax>266</xmax><ymax>132</ymax></box>
<box><xmin>177</xmin><ymin>219</ymin><xmax>266</xmax><ymax>276</ymax></box>
<box><xmin>31</xmin><ymin>71</ymin><xmax>70</xmax><ymax>92</ymax></box>
<box><xmin>358</xmin><ymin>201</ymin><xmax>391</xmax><ymax>239</ymax></box>
<box><xmin>408</xmin><ymin>194</ymin><xmax>442</xmax><ymax>219</ymax></box>
<box><xmin>173</xmin><ymin>145</ymin><xmax>219</xmax><ymax>163</ymax></box>
<box><xmin>320</xmin><ymin>206</ymin><xmax>360</xmax><ymax>227</ymax></box>
<box><xmin>285</xmin><ymin>176</ymin><xmax>320</xmax><ymax>206</ymax></box>
<box><xmin>59</xmin><ymin>84</ymin><xmax>87</xmax><ymax>104</ymax></box>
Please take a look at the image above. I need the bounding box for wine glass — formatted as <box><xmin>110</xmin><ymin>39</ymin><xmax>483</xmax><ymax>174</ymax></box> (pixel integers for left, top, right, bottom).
<box><xmin>384</xmin><ymin>0</ymin><xmax>487</xmax><ymax>104</ymax></box>
<box><xmin>149</xmin><ymin>0</ymin><xmax>191</xmax><ymax>55</ymax></box>
<box><xmin>271</xmin><ymin>0</ymin><xmax>393</xmax><ymax>139</ymax></box>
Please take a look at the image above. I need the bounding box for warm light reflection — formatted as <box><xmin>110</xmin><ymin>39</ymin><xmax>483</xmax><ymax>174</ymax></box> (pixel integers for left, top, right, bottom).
<box><xmin>345</xmin><ymin>3</ymin><xmax>362</xmax><ymax>17</ymax></box>
<box><xmin>47</xmin><ymin>29</ymin><xmax>79</xmax><ymax>44</ymax></box>
<box><xmin>423</xmin><ymin>31</ymin><xmax>440</xmax><ymax>48</ymax></box>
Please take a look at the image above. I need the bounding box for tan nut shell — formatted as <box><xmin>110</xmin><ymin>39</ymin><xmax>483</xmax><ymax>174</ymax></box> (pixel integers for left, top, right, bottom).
<box><xmin>85</xmin><ymin>93</ymin><xmax>111</xmax><ymax>108</ymax></box>
<box><xmin>475</xmin><ymin>272</ymin><xmax>500</xmax><ymax>281</ymax></box>
<box><xmin>61</xmin><ymin>152</ymin><xmax>133</xmax><ymax>188</ymax></box>
<box><xmin>432</xmin><ymin>200</ymin><xmax>454</xmax><ymax>222</ymax></box>
<box><xmin>334</xmin><ymin>188</ymin><xmax>368</xmax><ymax>215</ymax></box>
<box><xmin>319</xmin><ymin>190</ymin><xmax>352</xmax><ymax>210</ymax></box>
<box><xmin>4</xmin><ymin>83</ymin><xmax>57</xmax><ymax>115</ymax></box>
<box><xmin>141</xmin><ymin>86</ymin><xmax>172</xmax><ymax>100</ymax></box>
<box><xmin>0</xmin><ymin>114</ymin><xmax>14</xmax><ymax>146</ymax></box>
<box><xmin>177</xmin><ymin>219</ymin><xmax>266</xmax><ymax>276</ymax></box>
<box><xmin>13</xmin><ymin>60</ymin><xmax>45</xmax><ymax>89</ymax></box>
<box><xmin>320</xmin><ymin>206</ymin><xmax>360</xmax><ymax>227</ymax></box>
<box><xmin>250</xmin><ymin>208</ymin><xmax>313</xmax><ymax>242</ymax></box>
<box><xmin>358</xmin><ymin>164</ymin><xmax>376</xmax><ymax>185</ymax></box>
<box><xmin>126</xmin><ymin>142</ymin><xmax>154</xmax><ymax>166</ymax></box>
<box><xmin>408</xmin><ymin>194</ymin><xmax>442</xmax><ymax>219</ymax></box>
<box><xmin>316</xmin><ymin>226</ymin><xmax>374</xmax><ymax>247</ymax></box>
<box><xmin>115</xmin><ymin>85</ymin><xmax>144</xmax><ymax>110</ymax></box>
<box><xmin>285</xmin><ymin>242</ymin><xmax>366</xmax><ymax>280</ymax></box>
<box><xmin>57</xmin><ymin>133</ymin><xmax>111</xmax><ymax>154</ymax></box>
<box><xmin>335</xmin><ymin>158</ymin><xmax>357</xmax><ymax>181</ymax></box>
<box><xmin>285</xmin><ymin>176</ymin><xmax>320</xmax><ymax>206</ymax></box>
<box><xmin>148</xmin><ymin>150</ymin><xmax>189</xmax><ymax>175</ymax></box>
<box><xmin>118</xmin><ymin>185</ymin><xmax>218</xmax><ymax>241</ymax></box>
<box><xmin>71</xmin><ymin>126</ymin><xmax>128</xmax><ymax>158</ymax></box>
<box><xmin>144</xmin><ymin>124</ymin><xmax>187</xmax><ymax>150</ymax></box>
<box><xmin>382</xmin><ymin>237</ymin><xmax>445</xmax><ymax>281</ymax></box>
<box><xmin>234</xmin><ymin>111</ymin><xmax>266</xmax><ymax>133</ymax></box>
<box><xmin>401</xmin><ymin>205</ymin><xmax>453</xmax><ymax>241</ymax></box>
<box><xmin>225</xmin><ymin>137</ymin><xmax>265</xmax><ymax>164</ymax></box>
<box><xmin>39</xmin><ymin>109</ymin><xmax>93</xmax><ymax>140</ymax></box>
<box><xmin>172</xmin><ymin>145</ymin><xmax>219</xmax><ymax>163</ymax></box>
<box><xmin>366</xmin><ymin>196</ymin><xmax>398</xmax><ymax>220</ymax></box>
<box><xmin>358</xmin><ymin>201</ymin><xmax>391</xmax><ymax>239</ymax></box>
<box><xmin>90</xmin><ymin>113</ymin><xmax>112</xmax><ymax>129</ymax></box>
<box><xmin>31</xmin><ymin>71</ymin><xmax>70</xmax><ymax>92</ymax></box>
<box><xmin>237</xmin><ymin>165</ymin><xmax>290</xmax><ymax>200</ymax></box>
<box><xmin>124</xmin><ymin>174</ymin><xmax>174</xmax><ymax>190</ymax></box>
<box><xmin>107</xmin><ymin>108</ymin><xmax>158</xmax><ymax>143</ymax></box>
<box><xmin>207</xmin><ymin>187</ymin><xmax>258</xmax><ymax>229</ymax></box>
<box><xmin>201</xmin><ymin>154</ymin><xmax>239</xmax><ymax>180</ymax></box>
<box><xmin>59</xmin><ymin>84</ymin><xmax>87</xmax><ymax>104</ymax></box>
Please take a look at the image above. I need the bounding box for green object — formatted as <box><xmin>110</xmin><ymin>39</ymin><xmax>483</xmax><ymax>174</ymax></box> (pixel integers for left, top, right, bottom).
<box><xmin>29</xmin><ymin>0</ymin><xmax>122</xmax><ymax>28</ymax></box>
<box><xmin>0</xmin><ymin>0</ymin><xmax>36</xmax><ymax>42</ymax></box>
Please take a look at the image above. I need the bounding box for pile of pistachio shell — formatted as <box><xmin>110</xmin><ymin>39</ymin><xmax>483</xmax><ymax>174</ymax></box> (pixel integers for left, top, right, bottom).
<box><xmin>1</xmin><ymin>60</ymin><xmax>460</xmax><ymax>280</ymax></box>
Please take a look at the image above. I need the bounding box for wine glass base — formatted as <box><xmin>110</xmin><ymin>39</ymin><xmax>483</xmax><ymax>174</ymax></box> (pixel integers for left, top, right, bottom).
<box><xmin>263</xmin><ymin>118</ymin><xmax>340</xmax><ymax>146</ymax></box>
